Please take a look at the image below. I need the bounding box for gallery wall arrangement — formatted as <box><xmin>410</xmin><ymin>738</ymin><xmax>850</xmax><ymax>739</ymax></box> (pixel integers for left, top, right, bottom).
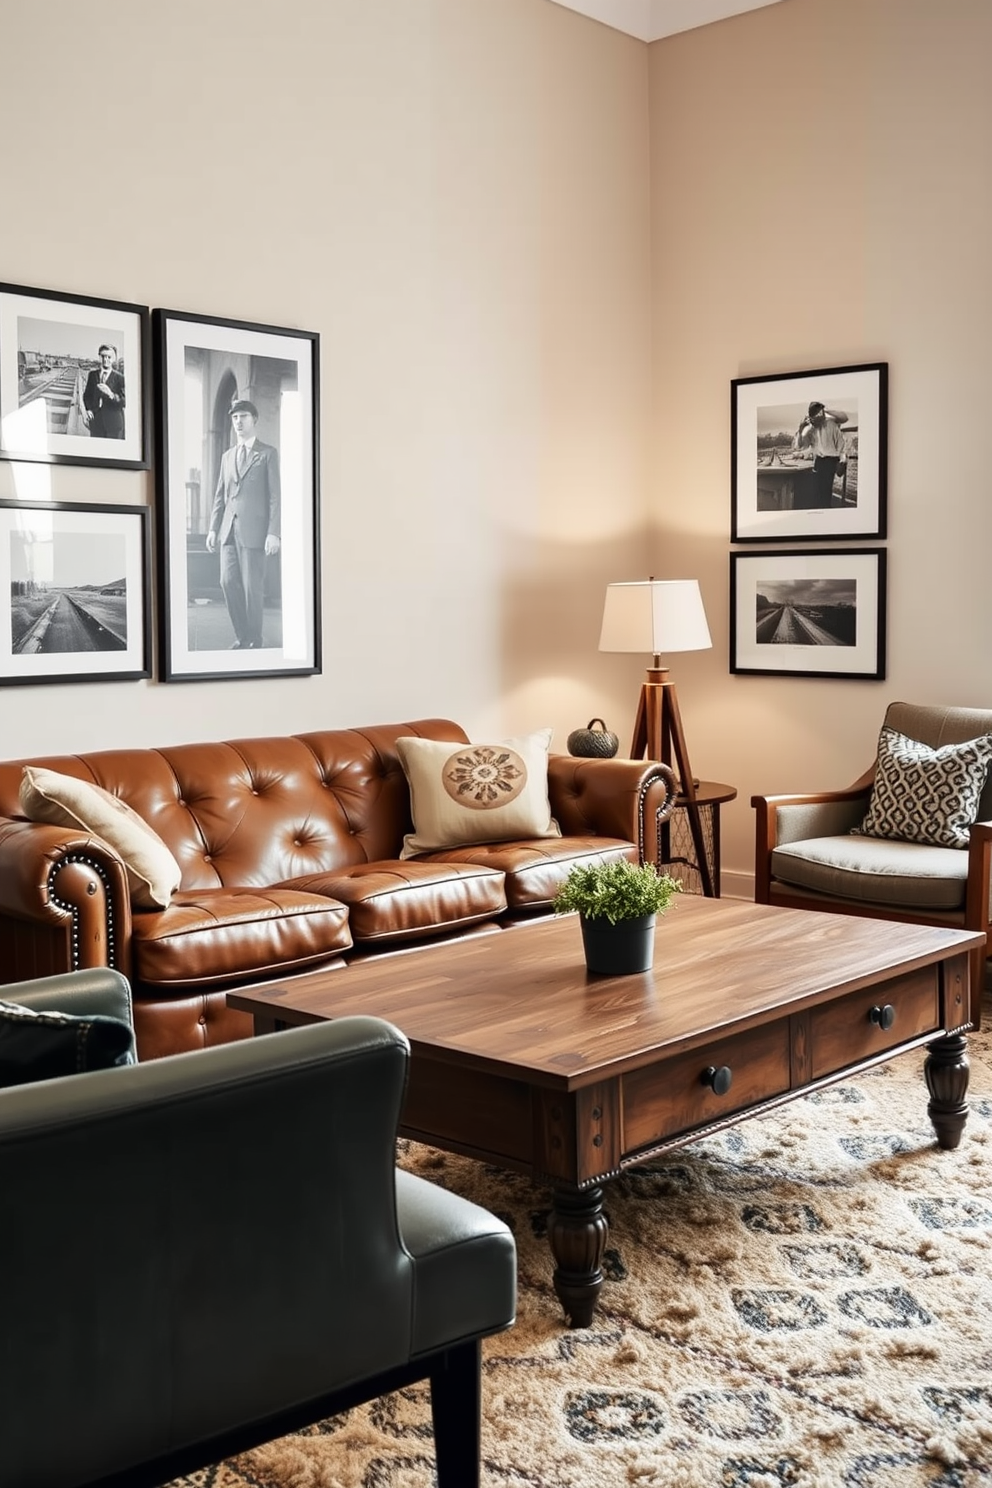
<box><xmin>0</xmin><ymin>280</ymin><xmax>321</xmax><ymax>687</ymax></box>
<box><xmin>729</xmin><ymin>362</ymin><xmax>889</xmax><ymax>682</ymax></box>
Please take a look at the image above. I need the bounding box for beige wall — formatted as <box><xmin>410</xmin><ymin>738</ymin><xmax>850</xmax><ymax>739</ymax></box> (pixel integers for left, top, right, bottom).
<box><xmin>3</xmin><ymin>0</ymin><xmax>990</xmax><ymax>896</ymax></box>
<box><xmin>0</xmin><ymin>0</ymin><xmax>651</xmax><ymax>757</ymax></box>
<box><xmin>650</xmin><ymin>0</ymin><xmax>992</xmax><ymax>891</ymax></box>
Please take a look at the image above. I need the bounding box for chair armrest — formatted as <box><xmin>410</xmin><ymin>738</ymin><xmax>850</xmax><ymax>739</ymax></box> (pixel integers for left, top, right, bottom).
<box><xmin>0</xmin><ymin>817</ymin><xmax>132</xmax><ymax>976</ymax></box>
<box><xmin>966</xmin><ymin>819</ymin><xmax>992</xmax><ymax>930</ymax></box>
<box><xmin>751</xmin><ymin>782</ymin><xmax>873</xmax><ymax>901</ymax></box>
<box><xmin>548</xmin><ymin>756</ymin><xmax>677</xmax><ymax>863</ymax></box>
<box><xmin>1</xmin><ymin>967</ymin><xmax>134</xmax><ymax>1027</ymax></box>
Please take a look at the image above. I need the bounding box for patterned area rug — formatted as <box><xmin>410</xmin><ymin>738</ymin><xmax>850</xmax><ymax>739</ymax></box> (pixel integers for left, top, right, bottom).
<box><xmin>170</xmin><ymin>999</ymin><xmax>992</xmax><ymax>1488</ymax></box>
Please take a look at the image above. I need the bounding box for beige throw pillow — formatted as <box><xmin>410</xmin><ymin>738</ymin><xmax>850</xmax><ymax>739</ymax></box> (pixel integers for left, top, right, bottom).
<box><xmin>19</xmin><ymin>766</ymin><xmax>182</xmax><ymax>910</ymax></box>
<box><xmin>396</xmin><ymin>729</ymin><xmax>561</xmax><ymax>858</ymax></box>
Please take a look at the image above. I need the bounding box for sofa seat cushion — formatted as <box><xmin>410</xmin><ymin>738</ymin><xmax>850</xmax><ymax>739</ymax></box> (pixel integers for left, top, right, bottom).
<box><xmin>771</xmin><ymin>835</ymin><xmax>968</xmax><ymax>911</ymax></box>
<box><xmin>414</xmin><ymin>837</ymin><xmax>637</xmax><ymax>911</ymax></box>
<box><xmin>130</xmin><ymin>888</ymin><xmax>353</xmax><ymax>989</ymax></box>
<box><xmin>279</xmin><ymin>861</ymin><xmax>507</xmax><ymax>946</ymax></box>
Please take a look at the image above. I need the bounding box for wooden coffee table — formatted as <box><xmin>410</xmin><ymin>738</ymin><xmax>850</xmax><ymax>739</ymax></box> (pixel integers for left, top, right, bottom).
<box><xmin>229</xmin><ymin>897</ymin><xmax>983</xmax><ymax>1327</ymax></box>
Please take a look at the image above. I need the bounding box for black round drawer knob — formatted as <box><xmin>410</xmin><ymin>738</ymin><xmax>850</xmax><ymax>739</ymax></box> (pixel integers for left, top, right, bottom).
<box><xmin>702</xmin><ymin>1064</ymin><xmax>733</xmax><ymax>1096</ymax></box>
<box><xmin>869</xmin><ymin>1003</ymin><xmax>896</xmax><ymax>1030</ymax></box>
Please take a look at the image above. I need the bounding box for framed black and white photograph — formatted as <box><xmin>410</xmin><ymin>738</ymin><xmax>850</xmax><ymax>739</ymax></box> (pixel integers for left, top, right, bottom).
<box><xmin>0</xmin><ymin>501</ymin><xmax>150</xmax><ymax>684</ymax></box>
<box><xmin>731</xmin><ymin>363</ymin><xmax>887</xmax><ymax>542</ymax></box>
<box><xmin>154</xmin><ymin>308</ymin><xmax>320</xmax><ymax>682</ymax></box>
<box><xmin>0</xmin><ymin>283</ymin><xmax>150</xmax><ymax>469</ymax></box>
<box><xmin>730</xmin><ymin>548</ymin><xmax>886</xmax><ymax>680</ymax></box>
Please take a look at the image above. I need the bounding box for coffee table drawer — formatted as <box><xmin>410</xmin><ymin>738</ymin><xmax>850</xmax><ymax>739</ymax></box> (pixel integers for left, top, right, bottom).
<box><xmin>809</xmin><ymin>968</ymin><xmax>940</xmax><ymax>1079</ymax></box>
<box><xmin>622</xmin><ymin>1019</ymin><xmax>791</xmax><ymax>1151</ymax></box>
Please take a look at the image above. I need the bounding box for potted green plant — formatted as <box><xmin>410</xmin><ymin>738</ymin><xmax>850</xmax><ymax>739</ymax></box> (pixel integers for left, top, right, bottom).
<box><xmin>553</xmin><ymin>859</ymin><xmax>681</xmax><ymax>974</ymax></box>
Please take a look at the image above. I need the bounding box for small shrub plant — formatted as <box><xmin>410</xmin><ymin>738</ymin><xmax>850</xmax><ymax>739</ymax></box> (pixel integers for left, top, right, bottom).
<box><xmin>552</xmin><ymin>859</ymin><xmax>681</xmax><ymax>925</ymax></box>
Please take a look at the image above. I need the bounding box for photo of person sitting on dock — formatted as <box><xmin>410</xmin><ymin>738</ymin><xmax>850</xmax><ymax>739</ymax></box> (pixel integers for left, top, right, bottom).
<box><xmin>754</xmin><ymin>399</ymin><xmax>856</xmax><ymax>512</ymax></box>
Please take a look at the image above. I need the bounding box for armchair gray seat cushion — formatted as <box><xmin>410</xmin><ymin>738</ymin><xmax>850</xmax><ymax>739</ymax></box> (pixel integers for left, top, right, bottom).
<box><xmin>0</xmin><ymin>970</ymin><xmax>516</xmax><ymax>1488</ymax></box>
<box><xmin>772</xmin><ymin>834</ymin><xmax>969</xmax><ymax>911</ymax></box>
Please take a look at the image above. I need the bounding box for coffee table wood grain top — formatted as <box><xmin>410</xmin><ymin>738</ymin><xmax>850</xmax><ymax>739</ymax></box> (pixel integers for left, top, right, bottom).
<box><xmin>229</xmin><ymin>897</ymin><xmax>983</xmax><ymax>1326</ymax></box>
<box><xmin>229</xmin><ymin>896</ymin><xmax>978</xmax><ymax>1085</ymax></box>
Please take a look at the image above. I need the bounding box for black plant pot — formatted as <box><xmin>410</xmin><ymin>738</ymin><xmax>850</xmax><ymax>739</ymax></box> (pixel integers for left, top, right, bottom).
<box><xmin>580</xmin><ymin>913</ymin><xmax>656</xmax><ymax>975</ymax></box>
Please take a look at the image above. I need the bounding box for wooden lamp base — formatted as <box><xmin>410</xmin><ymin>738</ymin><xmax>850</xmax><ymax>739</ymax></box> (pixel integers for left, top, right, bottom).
<box><xmin>630</xmin><ymin>667</ymin><xmax>714</xmax><ymax>896</ymax></box>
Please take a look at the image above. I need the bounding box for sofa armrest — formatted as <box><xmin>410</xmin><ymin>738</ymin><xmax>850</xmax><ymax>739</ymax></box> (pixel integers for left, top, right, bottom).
<box><xmin>0</xmin><ymin>817</ymin><xmax>132</xmax><ymax>978</ymax></box>
<box><xmin>751</xmin><ymin>783</ymin><xmax>873</xmax><ymax>901</ymax></box>
<box><xmin>547</xmin><ymin>756</ymin><xmax>677</xmax><ymax>863</ymax></box>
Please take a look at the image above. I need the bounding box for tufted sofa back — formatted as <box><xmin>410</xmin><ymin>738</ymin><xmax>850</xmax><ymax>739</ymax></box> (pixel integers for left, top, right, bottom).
<box><xmin>0</xmin><ymin>719</ymin><xmax>467</xmax><ymax>892</ymax></box>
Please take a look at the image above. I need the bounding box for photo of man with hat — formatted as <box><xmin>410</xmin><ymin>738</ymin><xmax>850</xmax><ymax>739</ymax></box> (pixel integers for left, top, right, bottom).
<box><xmin>792</xmin><ymin>400</ymin><xmax>849</xmax><ymax>509</ymax></box>
<box><xmin>206</xmin><ymin>397</ymin><xmax>281</xmax><ymax>649</ymax></box>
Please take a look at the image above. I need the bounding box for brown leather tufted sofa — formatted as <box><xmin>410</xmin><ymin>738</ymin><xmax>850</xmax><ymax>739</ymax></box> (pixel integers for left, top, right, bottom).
<box><xmin>0</xmin><ymin>719</ymin><xmax>672</xmax><ymax>1061</ymax></box>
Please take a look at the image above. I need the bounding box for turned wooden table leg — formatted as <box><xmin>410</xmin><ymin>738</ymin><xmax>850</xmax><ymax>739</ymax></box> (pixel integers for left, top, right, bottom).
<box><xmin>924</xmin><ymin>1032</ymin><xmax>970</xmax><ymax>1150</ymax></box>
<box><xmin>547</xmin><ymin>1183</ymin><xmax>608</xmax><ymax>1328</ymax></box>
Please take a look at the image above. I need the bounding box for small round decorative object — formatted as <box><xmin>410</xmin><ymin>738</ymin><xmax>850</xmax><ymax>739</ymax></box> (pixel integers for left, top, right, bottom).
<box><xmin>567</xmin><ymin>718</ymin><xmax>620</xmax><ymax>759</ymax></box>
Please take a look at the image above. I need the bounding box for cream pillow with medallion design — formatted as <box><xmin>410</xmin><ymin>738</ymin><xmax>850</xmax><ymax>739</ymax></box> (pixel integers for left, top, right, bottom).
<box><xmin>396</xmin><ymin>729</ymin><xmax>561</xmax><ymax>858</ymax></box>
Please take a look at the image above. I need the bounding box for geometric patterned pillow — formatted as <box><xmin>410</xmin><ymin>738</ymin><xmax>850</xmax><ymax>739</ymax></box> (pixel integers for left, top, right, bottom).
<box><xmin>852</xmin><ymin>725</ymin><xmax>992</xmax><ymax>849</ymax></box>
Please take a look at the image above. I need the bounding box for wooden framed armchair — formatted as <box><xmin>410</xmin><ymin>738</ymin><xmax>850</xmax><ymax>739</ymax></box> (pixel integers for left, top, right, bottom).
<box><xmin>753</xmin><ymin>701</ymin><xmax>992</xmax><ymax>1027</ymax></box>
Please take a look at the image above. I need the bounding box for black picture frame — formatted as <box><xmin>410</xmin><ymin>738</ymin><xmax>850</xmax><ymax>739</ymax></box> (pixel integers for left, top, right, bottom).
<box><xmin>730</xmin><ymin>547</ymin><xmax>886</xmax><ymax>680</ymax></box>
<box><xmin>0</xmin><ymin>282</ymin><xmax>150</xmax><ymax>469</ymax></box>
<box><xmin>0</xmin><ymin>499</ymin><xmax>150</xmax><ymax>684</ymax></box>
<box><xmin>153</xmin><ymin>308</ymin><xmax>321</xmax><ymax>682</ymax></box>
<box><xmin>731</xmin><ymin>362</ymin><xmax>887</xmax><ymax>542</ymax></box>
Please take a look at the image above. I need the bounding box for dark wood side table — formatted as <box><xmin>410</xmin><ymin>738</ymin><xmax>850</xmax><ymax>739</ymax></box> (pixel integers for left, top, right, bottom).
<box><xmin>657</xmin><ymin>779</ymin><xmax>737</xmax><ymax>898</ymax></box>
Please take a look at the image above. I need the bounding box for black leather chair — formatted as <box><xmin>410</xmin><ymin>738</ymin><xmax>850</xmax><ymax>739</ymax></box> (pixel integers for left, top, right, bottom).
<box><xmin>0</xmin><ymin>969</ymin><xmax>516</xmax><ymax>1488</ymax></box>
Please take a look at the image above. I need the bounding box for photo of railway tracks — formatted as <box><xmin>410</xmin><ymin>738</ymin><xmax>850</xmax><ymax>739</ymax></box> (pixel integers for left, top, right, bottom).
<box><xmin>755</xmin><ymin>578</ymin><xmax>856</xmax><ymax>647</ymax></box>
<box><xmin>10</xmin><ymin>532</ymin><xmax>128</xmax><ymax>655</ymax></box>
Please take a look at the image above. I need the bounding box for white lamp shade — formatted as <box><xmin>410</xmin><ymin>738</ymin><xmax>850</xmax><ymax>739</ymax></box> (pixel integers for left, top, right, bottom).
<box><xmin>599</xmin><ymin>579</ymin><xmax>712</xmax><ymax>655</ymax></box>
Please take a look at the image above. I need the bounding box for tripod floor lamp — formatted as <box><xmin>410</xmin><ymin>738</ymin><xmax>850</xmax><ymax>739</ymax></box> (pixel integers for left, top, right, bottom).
<box><xmin>599</xmin><ymin>577</ymin><xmax>715</xmax><ymax>892</ymax></box>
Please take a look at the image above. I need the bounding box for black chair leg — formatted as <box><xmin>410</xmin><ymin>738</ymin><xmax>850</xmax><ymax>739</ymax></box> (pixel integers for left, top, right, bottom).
<box><xmin>430</xmin><ymin>1338</ymin><xmax>482</xmax><ymax>1488</ymax></box>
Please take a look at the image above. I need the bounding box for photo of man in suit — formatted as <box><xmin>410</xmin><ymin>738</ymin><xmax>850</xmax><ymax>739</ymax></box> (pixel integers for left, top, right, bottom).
<box><xmin>81</xmin><ymin>343</ymin><xmax>126</xmax><ymax>439</ymax></box>
<box><xmin>206</xmin><ymin>398</ymin><xmax>281</xmax><ymax>649</ymax></box>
